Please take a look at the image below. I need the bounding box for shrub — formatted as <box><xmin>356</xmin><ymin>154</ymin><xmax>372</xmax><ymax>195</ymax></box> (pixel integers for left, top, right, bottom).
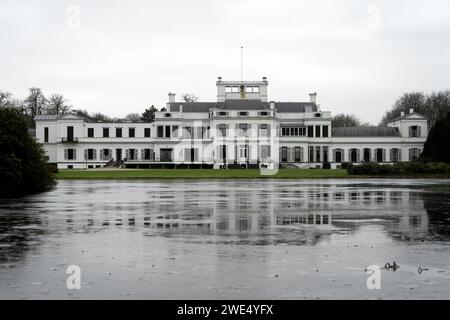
<box><xmin>341</xmin><ymin>162</ymin><xmax>353</xmax><ymax>170</ymax></box>
<box><xmin>322</xmin><ymin>162</ymin><xmax>331</xmax><ymax>169</ymax></box>
<box><xmin>347</xmin><ymin>161</ymin><xmax>450</xmax><ymax>176</ymax></box>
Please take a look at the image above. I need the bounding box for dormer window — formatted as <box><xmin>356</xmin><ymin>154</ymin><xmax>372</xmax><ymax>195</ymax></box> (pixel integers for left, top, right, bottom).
<box><xmin>409</xmin><ymin>126</ymin><xmax>421</xmax><ymax>137</ymax></box>
<box><xmin>259</xmin><ymin>111</ymin><xmax>269</xmax><ymax>116</ymax></box>
<box><xmin>238</xmin><ymin>111</ymin><xmax>248</xmax><ymax>117</ymax></box>
<box><xmin>315</xmin><ymin>113</ymin><xmax>322</xmax><ymax>118</ymax></box>
<box><xmin>164</xmin><ymin>113</ymin><xmax>172</xmax><ymax>118</ymax></box>
<box><xmin>218</xmin><ymin>111</ymin><xmax>228</xmax><ymax>116</ymax></box>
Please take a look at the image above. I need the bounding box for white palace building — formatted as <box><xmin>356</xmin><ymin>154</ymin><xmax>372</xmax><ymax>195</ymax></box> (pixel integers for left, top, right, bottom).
<box><xmin>34</xmin><ymin>77</ymin><xmax>428</xmax><ymax>170</ymax></box>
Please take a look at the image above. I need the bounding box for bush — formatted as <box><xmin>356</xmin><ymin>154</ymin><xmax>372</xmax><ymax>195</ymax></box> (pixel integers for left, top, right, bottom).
<box><xmin>0</xmin><ymin>108</ymin><xmax>55</xmax><ymax>198</ymax></box>
<box><xmin>341</xmin><ymin>162</ymin><xmax>353</xmax><ymax>170</ymax></box>
<box><xmin>347</xmin><ymin>161</ymin><xmax>450</xmax><ymax>176</ymax></box>
<box><xmin>322</xmin><ymin>162</ymin><xmax>331</xmax><ymax>169</ymax></box>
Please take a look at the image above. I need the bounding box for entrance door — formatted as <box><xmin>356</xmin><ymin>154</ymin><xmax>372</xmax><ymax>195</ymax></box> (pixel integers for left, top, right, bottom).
<box><xmin>160</xmin><ymin>149</ymin><xmax>173</xmax><ymax>162</ymax></box>
<box><xmin>116</xmin><ymin>149</ymin><xmax>122</xmax><ymax>161</ymax></box>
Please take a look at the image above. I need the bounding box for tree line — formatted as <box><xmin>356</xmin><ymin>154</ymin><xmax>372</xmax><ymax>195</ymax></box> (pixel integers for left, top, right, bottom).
<box><xmin>0</xmin><ymin>89</ymin><xmax>200</xmax><ymax>127</ymax></box>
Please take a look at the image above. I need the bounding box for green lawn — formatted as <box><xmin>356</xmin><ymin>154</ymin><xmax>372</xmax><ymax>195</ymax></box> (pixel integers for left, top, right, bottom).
<box><xmin>56</xmin><ymin>169</ymin><xmax>350</xmax><ymax>180</ymax></box>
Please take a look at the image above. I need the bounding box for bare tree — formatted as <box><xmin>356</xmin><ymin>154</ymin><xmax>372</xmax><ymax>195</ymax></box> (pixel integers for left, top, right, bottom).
<box><xmin>25</xmin><ymin>87</ymin><xmax>46</xmax><ymax>118</ymax></box>
<box><xmin>0</xmin><ymin>91</ymin><xmax>13</xmax><ymax>108</ymax></box>
<box><xmin>90</xmin><ymin>112</ymin><xmax>112</xmax><ymax>122</ymax></box>
<box><xmin>46</xmin><ymin>94</ymin><xmax>71</xmax><ymax>115</ymax></box>
<box><xmin>332</xmin><ymin>113</ymin><xmax>368</xmax><ymax>127</ymax></box>
<box><xmin>124</xmin><ymin>113</ymin><xmax>142</xmax><ymax>122</ymax></box>
<box><xmin>181</xmin><ymin>93</ymin><xmax>199</xmax><ymax>103</ymax></box>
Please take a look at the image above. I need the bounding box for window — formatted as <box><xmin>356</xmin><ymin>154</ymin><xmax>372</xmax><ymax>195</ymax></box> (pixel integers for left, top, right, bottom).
<box><xmin>201</xmin><ymin>126</ymin><xmax>210</xmax><ymax>139</ymax></box>
<box><xmin>102</xmin><ymin>149</ymin><xmax>111</xmax><ymax>160</ymax></box>
<box><xmin>323</xmin><ymin>147</ymin><xmax>329</xmax><ymax>162</ymax></box>
<box><xmin>157</xmin><ymin>126</ymin><xmax>164</xmax><ymax>138</ymax></box>
<box><xmin>238</xmin><ymin>123</ymin><xmax>248</xmax><ymax>136</ymax></box>
<box><xmin>225</xmin><ymin>87</ymin><xmax>232</xmax><ymax>93</ymax></box>
<box><xmin>165</xmin><ymin>126</ymin><xmax>171</xmax><ymax>138</ymax></box>
<box><xmin>142</xmin><ymin>149</ymin><xmax>154</xmax><ymax>161</ymax></box>
<box><xmin>239</xmin><ymin>111</ymin><xmax>248</xmax><ymax>117</ymax></box>
<box><xmin>245</xmin><ymin>86</ymin><xmax>253</xmax><ymax>93</ymax></box>
<box><xmin>409</xmin><ymin>126</ymin><xmax>421</xmax><ymax>137</ymax></box>
<box><xmin>172</xmin><ymin>126</ymin><xmax>178</xmax><ymax>137</ymax></box>
<box><xmin>231</xmin><ymin>86</ymin><xmax>239</xmax><ymax>93</ymax></box>
<box><xmin>322</xmin><ymin>126</ymin><xmax>329</xmax><ymax>138</ymax></box>
<box><xmin>260</xmin><ymin>146</ymin><xmax>271</xmax><ymax>159</ymax></box>
<box><xmin>184</xmin><ymin>127</ymin><xmax>193</xmax><ymax>139</ymax></box>
<box><xmin>87</xmin><ymin>128</ymin><xmax>94</xmax><ymax>138</ymax></box>
<box><xmin>259</xmin><ymin>111</ymin><xmax>269</xmax><ymax>116</ymax></box>
<box><xmin>184</xmin><ymin>148</ymin><xmax>199</xmax><ymax>162</ymax></box>
<box><xmin>259</xmin><ymin>124</ymin><xmax>269</xmax><ymax>137</ymax></box>
<box><xmin>129</xmin><ymin>128</ymin><xmax>135</xmax><ymax>138</ymax></box>
<box><xmin>85</xmin><ymin>149</ymin><xmax>96</xmax><ymax>160</ymax></box>
<box><xmin>315</xmin><ymin>113</ymin><xmax>322</xmax><ymax>118</ymax></box>
<box><xmin>164</xmin><ymin>113</ymin><xmax>171</xmax><ymax>118</ymax></box>
<box><xmin>239</xmin><ymin>145</ymin><xmax>248</xmax><ymax>158</ymax></box>
<box><xmin>218</xmin><ymin>111</ymin><xmax>228</xmax><ymax>116</ymax></box>
<box><xmin>103</xmin><ymin>128</ymin><xmax>109</xmax><ymax>138</ymax></box>
<box><xmin>65</xmin><ymin>149</ymin><xmax>76</xmax><ymax>160</ymax></box>
<box><xmin>409</xmin><ymin>148</ymin><xmax>421</xmax><ymax>161</ymax></box>
<box><xmin>308</xmin><ymin>126</ymin><xmax>314</xmax><ymax>137</ymax></box>
<box><xmin>116</xmin><ymin>128</ymin><xmax>122</xmax><ymax>138</ymax></box>
<box><xmin>315</xmin><ymin>146</ymin><xmax>321</xmax><ymax>162</ymax></box>
<box><xmin>253</xmin><ymin>86</ymin><xmax>260</xmax><ymax>93</ymax></box>
<box><xmin>295</xmin><ymin>147</ymin><xmax>302</xmax><ymax>162</ymax></box>
<box><xmin>363</xmin><ymin>148</ymin><xmax>371</xmax><ymax>162</ymax></box>
<box><xmin>315</xmin><ymin>125</ymin><xmax>321</xmax><ymax>138</ymax></box>
<box><xmin>144</xmin><ymin>128</ymin><xmax>151</xmax><ymax>138</ymax></box>
<box><xmin>376</xmin><ymin>148</ymin><xmax>384</xmax><ymax>163</ymax></box>
<box><xmin>350</xmin><ymin>149</ymin><xmax>358</xmax><ymax>163</ymax></box>
<box><xmin>281</xmin><ymin>147</ymin><xmax>288</xmax><ymax>162</ymax></box>
<box><xmin>218</xmin><ymin>124</ymin><xmax>227</xmax><ymax>137</ymax></box>
<box><xmin>44</xmin><ymin>127</ymin><xmax>49</xmax><ymax>142</ymax></box>
<box><xmin>127</xmin><ymin>149</ymin><xmax>137</xmax><ymax>160</ymax></box>
<box><xmin>391</xmin><ymin>148</ymin><xmax>400</xmax><ymax>162</ymax></box>
<box><xmin>309</xmin><ymin>146</ymin><xmax>314</xmax><ymax>162</ymax></box>
<box><xmin>335</xmin><ymin>149</ymin><xmax>342</xmax><ymax>163</ymax></box>
<box><xmin>67</xmin><ymin>126</ymin><xmax>74</xmax><ymax>141</ymax></box>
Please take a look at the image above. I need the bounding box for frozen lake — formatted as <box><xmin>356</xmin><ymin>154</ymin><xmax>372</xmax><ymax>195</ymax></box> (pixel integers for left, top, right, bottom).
<box><xmin>1</xmin><ymin>179</ymin><xmax>450</xmax><ymax>299</ymax></box>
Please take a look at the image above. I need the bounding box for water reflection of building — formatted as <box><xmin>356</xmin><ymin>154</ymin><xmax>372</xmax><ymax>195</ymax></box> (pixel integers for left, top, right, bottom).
<box><xmin>55</xmin><ymin>185</ymin><xmax>430</xmax><ymax>241</ymax></box>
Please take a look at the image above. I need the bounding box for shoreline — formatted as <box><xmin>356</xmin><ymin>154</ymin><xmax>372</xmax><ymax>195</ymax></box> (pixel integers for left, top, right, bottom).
<box><xmin>55</xmin><ymin>169</ymin><xmax>450</xmax><ymax>180</ymax></box>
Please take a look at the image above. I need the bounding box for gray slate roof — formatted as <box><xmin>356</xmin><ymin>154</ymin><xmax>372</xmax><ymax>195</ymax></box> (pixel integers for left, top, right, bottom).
<box><xmin>169</xmin><ymin>100</ymin><xmax>317</xmax><ymax>113</ymax></box>
<box><xmin>332</xmin><ymin>127</ymin><xmax>401</xmax><ymax>137</ymax></box>
<box><xmin>34</xmin><ymin>114</ymin><xmax>59</xmax><ymax>121</ymax></box>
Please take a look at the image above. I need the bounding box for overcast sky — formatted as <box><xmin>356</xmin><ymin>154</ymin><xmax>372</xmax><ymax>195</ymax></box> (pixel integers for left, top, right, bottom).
<box><xmin>1</xmin><ymin>0</ymin><xmax>449</xmax><ymax>123</ymax></box>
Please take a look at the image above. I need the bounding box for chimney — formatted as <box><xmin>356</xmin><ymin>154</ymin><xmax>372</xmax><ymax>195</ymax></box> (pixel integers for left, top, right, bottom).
<box><xmin>179</xmin><ymin>104</ymin><xmax>183</xmax><ymax>113</ymax></box>
<box><xmin>168</xmin><ymin>92</ymin><xmax>176</xmax><ymax>103</ymax></box>
<box><xmin>217</xmin><ymin>76</ymin><xmax>222</xmax><ymax>82</ymax></box>
<box><xmin>269</xmin><ymin>101</ymin><xmax>275</xmax><ymax>109</ymax></box>
<box><xmin>309</xmin><ymin>92</ymin><xmax>317</xmax><ymax>104</ymax></box>
<box><xmin>400</xmin><ymin>111</ymin><xmax>405</xmax><ymax>117</ymax></box>
<box><xmin>409</xmin><ymin>108</ymin><xmax>414</xmax><ymax>114</ymax></box>
<box><xmin>262</xmin><ymin>77</ymin><xmax>267</xmax><ymax>82</ymax></box>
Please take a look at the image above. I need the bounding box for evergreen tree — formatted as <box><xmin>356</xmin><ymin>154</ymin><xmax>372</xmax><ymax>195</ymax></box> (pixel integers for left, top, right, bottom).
<box><xmin>421</xmin><ymin>111</ymin><xmax>450</xmax><ymax>163</ymax></box>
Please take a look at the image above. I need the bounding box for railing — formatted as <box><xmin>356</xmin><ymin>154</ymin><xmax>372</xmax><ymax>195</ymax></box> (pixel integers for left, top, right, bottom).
<box><xmin>61</xmin><ymin>137</ymin><xmax>79</xmax><ymax>143</ymax></box>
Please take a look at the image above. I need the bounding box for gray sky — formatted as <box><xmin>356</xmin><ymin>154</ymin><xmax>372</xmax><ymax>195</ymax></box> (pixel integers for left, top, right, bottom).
<box><xmin>1</xmin><ymin>0</ymin><xmax>449</xmax><ymax>123</ymax></box>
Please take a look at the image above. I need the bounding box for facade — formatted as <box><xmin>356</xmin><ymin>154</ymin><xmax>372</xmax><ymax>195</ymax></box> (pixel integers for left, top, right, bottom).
<box><xmin>34</xmin><ymin>77</ymin><xmax>428</xmax><ymax>169</ymax></box>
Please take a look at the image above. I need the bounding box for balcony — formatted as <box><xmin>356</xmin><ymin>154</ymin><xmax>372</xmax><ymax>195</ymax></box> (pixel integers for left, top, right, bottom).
<box><xmin>61</xmin><ymin>137</ymin><xmax>79</xmax><ymax>143</ymax></box>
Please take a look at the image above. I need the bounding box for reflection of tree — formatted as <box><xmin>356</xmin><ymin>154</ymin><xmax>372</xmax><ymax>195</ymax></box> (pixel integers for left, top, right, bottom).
<box><xmin>0</xmin><ymin>199</ymin><xmax>45</xmax><ymax>263</ymax></box>
<box><xmin>422</xmin><ymin>192</ymin><xmax>450</xmax><ymax>239</ymax></box>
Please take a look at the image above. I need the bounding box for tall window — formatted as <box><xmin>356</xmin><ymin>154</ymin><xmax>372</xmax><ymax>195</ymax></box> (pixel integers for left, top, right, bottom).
<box><xmin>281</xmin><ymin>147</ymin><xmax>288</xmax><ymax>162</ymax></box>
<box><xmin>315</xmin><ymin>146</ymin><xmax>321</xmax><ymax>162</ymax></box>
<box><xmin>116</xmin><ymin>128</ymin><xmax>122</xmax><ymax>138</ymax></box>
<box><xmin>409</xmin><ymin>126</ymin><xmax>421</xmax><ymax>137</ymax></box>
<box><xmin>157</xmin><ymin>126</ymin><xmax>164</xmax><ymax>138</ymax></box>
<box><xmin>238</xmin><ymin>123</ymin><xmax>248</xmax><ymax>137</ymax></box>
<box><xmin>239</xmin><ymin>145</ymin><xmax>248</xmax><ymax>158</ymax></box>
<box><xmin>87</xmin><ymin>128</ymin><xmax>94</xmax><ymax>138</ymax></box>
<box><xmin>323</xmin><ymin>147</ymin><xmax>329</xmax><ymax>162</ymax></box>
<box><xmin>308</xmin><ymin>126</ymin><xmax>314</xmax><ymax>137</ymax></box>
<box><xmin>103</xmin><ymin>128</ymin><xmax>109</xmax><ymax>138</ymax></box>
<box><xmin>67</xmin><ymin>126</ymin><xmax>74</xmax><ymax>141</ymax></box>
<box><xmin>65</xmin><ymin>149</ymin><xmax>76</xmax><ymax>160</ymax></box>
<box><xmin>409</xmin><ymin>148</ymin><xmax>421</xmax><ymax>161</ymax></box>
<box><xmin>376</xmin><ymin>148</ymin><xmax>384</xmax><ymax>163</ymax></box>
<box><xmin>363</xmin><ymin>148</ymin><xmax>371</xmax><ymax>162</ymax></box>
<box><xmin>322</xmin><ymin>126</ymin><xmax>329</xmax><ymax>138</ymax></box>
<box><xmin>183</xmin><ymin>127</ymin><xmax>193</xmax><ymax>138</ymax></box>
<box><xmin>260</xmin><ymin>146</ymin><xmax>271</xmax><ymax>159</ymax></box>
<box><xmin>44</xmin><ymin>127</ymin><xmax>49</xmax><ymax>142</ymax></box>
<box><xmin>144</xmin><ymin>128</ymin><xmax>151</xmax><ymax>138</ymax></box>
<box><xmin>350</xmin><ymin>149</ymin><xmax>358</xmax><ymax>163</ymax></box>
<box><xmin>85</xmin><ymin>149</ymin><xmax>96</xmax><ymax>160</ymax></box>
<box><xmin>218</xmin><ymin>124</ymin><xmax>227</xmax><ymax>137</ymax></box>
<box><xmin>315</xmin><ymin>126</ymin><xmax>321</xmax><ymax>138</ymax></box>
<box><xmin>129</xmin><ymin>128</ymin><xmax>135</xmax><ymax>138</ymax></box>
<box><xmin>165</xmin><ymin>126</ymin><xmax>171</xmax><ymax>138</ymax></box>
<box><xmin>391</xmin><ymin>148</ymin><xmax>400</xmax><ymax>162</ymax></box>
<box><xmin>309</xmin><ymin>146</ymin><xmax>314</xmax><ymax>162</ymax></box>
<box><xmin>294</xmin><ymin>147</ymin><xmax>302</xmax><ymax>162</ymax></box>
<box><xmin>259</xmin><ymin>124</ymin><xmax>269</xmax><ymax>137</ymax></box>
